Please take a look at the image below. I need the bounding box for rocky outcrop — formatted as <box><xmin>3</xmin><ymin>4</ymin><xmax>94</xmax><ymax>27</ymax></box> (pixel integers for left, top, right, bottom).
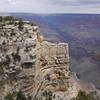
<box><xmin>0</xmin><ymin>17</ymin><xmax>80</xmax><ymax>100</ymax></box>
<box><xmin>33</xmin><ymin>41</ymin><xmax>70</xmax><ymax>99</ymax></box>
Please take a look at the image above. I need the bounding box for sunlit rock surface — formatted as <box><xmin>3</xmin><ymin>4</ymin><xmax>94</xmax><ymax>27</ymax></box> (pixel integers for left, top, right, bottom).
<box><xmin>0</xmin><ymin>17</ymin><xmax>95</xmax><ymax>100</ymax></box>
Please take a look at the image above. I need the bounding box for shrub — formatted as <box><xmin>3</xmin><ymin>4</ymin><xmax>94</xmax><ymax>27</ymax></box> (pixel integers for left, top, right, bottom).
<box><xmin>0</xmin><ymin>55</ymin><xmax>11</xmax><ymax>74</ymax></box>
<box><xmin>10</xmin><ymin>29</ymin><xmax>16</xmax><ymax>36</ymax></box>
<box><xmin>6</xmin><ymin>55</ymin><xmax>11</xmax><ymax>63</ymax></box>
<box><xmin>18</xmin><ymin>19</ymin><xmax>24</xmax><ymax>30</ymax></box>
<box><xmin>0</xmin><ymin>16</ymin><xmax>3</xmax><ymax>22</ymax></box>
<box><xmin>2</xmin><ymin>40</ymin><xmax>6</xmax><ymax>45</ymax></box>
<box><xmin>45</xmin><ymin>74</ymin><xmax>51</xmax><ymax>81</ymax></box>
<box><xmin>4</xmin><ymin>16</ymin><xmax>14</xmax><ymax>21</ymax></box>
<box><xmin>42</xmin><ymin>90</ymin><xmax>52</xmax><ymax>100</ymax></box>
<box><xmin>12</xmin><ymin>52</ymin><xmax>21</xmax><ymax>62</ymax></box>
<box><xmin>5</xmin><ymin>92</ymin><xmax>14</xmax><ymax>100</ymax></box>
<box><xmin>16</xmin><ymin>91</ymin><xmax>26</xmax><ymax>100</ymax></box>
<box><xmin>0</xmin><ymin>62</ymin><xmax>4</xmax><ymax>75</ymax></box>
<box><xmin>71</xmin><ymin>90</ymin><xmax>99</xmax><ymax>100</ymax></box>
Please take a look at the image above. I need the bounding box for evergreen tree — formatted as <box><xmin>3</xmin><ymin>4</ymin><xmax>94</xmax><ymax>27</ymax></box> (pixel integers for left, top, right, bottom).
<box><xmin>5</xmin><ymin>92</ymin><xmax>14</xmax><ymax>100</ymax></box>
<box><xmin>0</xmin><ymin>16</ymin><xmax>3</xmax><ymax>22</ymax></box>
<box><xmin>18</xmin><ymin>19</ymin><xmax>24</xmax><ymax>30</ymax></box>
<box><xmin>72</xmin><ymin>90</ymin><xmax>99</xmax><ymax>100</ymax></box>
<box><xmin>16</xmin><ymin>91</ymin><xmax>26</xmax><ymax>100</ymax></box>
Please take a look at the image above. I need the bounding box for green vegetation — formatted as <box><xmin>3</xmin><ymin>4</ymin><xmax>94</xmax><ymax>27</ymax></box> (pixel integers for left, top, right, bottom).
<box><xmin>30</xmin><ymin>22</ymin><xmax>36</xmax><ymax>26</ymax></box>
<box><xmin>71</xmin><ymin>91</ymin><xmax>99</xmax><ymax>100</ymax></box>
<box><xmin>18</xmin><ymin>19</ymin><xmax>24</xmax><ymax>30</ymax></box>
<box><xmin>2</xmin><ymin>40</ymin><xmax>6</xmax><ymax>45</ymax></box>
<box><xmin>4</xmin><ymin>91</ymin><xmax>26</xmax><ymax>100</ymax></box>
<box><xmin>6</xmin><ymin>55</ymin><xmax>11</xmax><ymax>63</ymax></box>
<box><xmin>4</xmin><ymin>16</ymin><xmax>14</xmax><ymax>22</ymax></box>
<box><xmin>11</xmin><ymin>52</ymin><xmax>21</xmax><ymax>62</ymax></box>
<box><xmin>0</xmin><ymin>80</ymin><xmax>5</xmax><ymax>88</ymax></box>
<box><xmin>0</xmin><ymin>16</ymin><xmax>3</xmax><ymax>22</ymax></box>
<box><xmin>10</xmin><ymin>29</ymin><xmax>16</xmax><ymax>36</ymax></box>
<box><xmin>24</xmin><ymin>47</ymin><xmax>29</xmax><ymax>52</ymax></box>
<box><xmin>5</xmin><ymin>92</ymin><xmax>14</xmax><ymax>100</ymax></box>
<box><xmin>16</xmin><ymin>91</ymin><xmax>26</xmax><ymax>100</ymax></box>
<box><xmin>45</xmin><ymin>74</ymin><xmax>51</xmax><ymax>81</ymax></box>
<box><xmin>42</xmin><ymin>90</ymin><xmax>52</xmax><ymax>100</ymax></box>
<box><xmin>0</xmin><ymin>55</ymin><xmax>11</xmax><ymax>75</ymax></box>
<box><xmin>30</xmin><ymin>54</ymin><xmax>36</xmax><ymax>59</ymax></box>
<box><xmin>3</xmin><ymin>55</ymin><xmax>11</xmax><ymax>66</ymax></box>
<box><xmin>0</xmin><ymin>61</ymin><xmax>4</xmax><ymax>75</ymax></box>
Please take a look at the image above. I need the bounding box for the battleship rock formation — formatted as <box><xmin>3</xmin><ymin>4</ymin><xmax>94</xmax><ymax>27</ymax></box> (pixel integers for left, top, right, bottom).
<box><xmin>0</xmin><ymin>17</ymin><xmax>93</xmax><ymax>100</ymax></box>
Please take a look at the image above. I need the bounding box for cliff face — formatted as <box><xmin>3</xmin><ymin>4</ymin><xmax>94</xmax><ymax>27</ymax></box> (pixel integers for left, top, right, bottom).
<box><xmin>0</xmin><ymin>17</ymin><xmax>80</xmax><ymax>100</ymax></box>
<box><xmin>34</xmin><ymin>42</ymin><xmax>69</xmax><ymax>99</ymax></box>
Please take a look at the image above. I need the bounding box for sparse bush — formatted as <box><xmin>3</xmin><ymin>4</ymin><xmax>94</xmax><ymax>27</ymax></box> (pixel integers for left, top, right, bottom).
<box><xmin>4</xmin><ymin>16</ymin><xmax>14</xmax><ymax>22</ymax></box>
<box><xmin>12</xmin><ymin>52</ymin><xmax>21</xmax><ymax>62</ymax></box>
<box><xmin>18</xmin><ymin>19</ymin><xmax>24</xmax><ymax>30</ymax></box>
<box><xmin>30</xmin><ymin>22</ymin><xmax>36</xmax><ymax>26</ymax></box>
<box><xmin>2</xmin><ymin>40</ymin><xmax>6</xmax><ymax>45</ymax></box>
<box><xmin>0</xmin><ymin>62</ymin><xmax>4</xmax><ymax>75</ymax></box>
<box><xmin>71</xmin><ymin>90</ymin><xmax>99</xmax><ymax>100</ymax></box>
<box><xmin>24</xmin><ymin>47</ymin><xmax>29</xmax><ymax>52</ymax></box>
<box><xmin>0</xmin><ymin>80</ymin><xmax>5</xmax><ymax>87</ymax></box>
<box><xmin>42</xmin><ymin>90</ymin><xmax>52</xmax><ymax>100</ymax></box>
<box><xmin>0</xmin><ymin>16</ymin><xmax>3</xmax><ymax>22</ymax></box>
<box><xmin>17</xmin><ymin>47</ymin><xmax>20</xmax><ymax>53</ymax></box>
<box><xmin>0</xmin><ymin>55</ymin><xmax>11</xmax><ymax>74</ymax></box>
<box><xmin>6</xmin><ymin>55</ymin><xmax>11</xmax><ymax>63</ymax></box>
<box><xmin>10</xmin><ymin>29</ymin><xmax>16</xmax><ymax>36</ymax></box>
<box><xmin>29</xmin><ymin>54</ymin><xmax>36</xmax><ymax>59</ymax></box>
<box><xmin>45</xmin><ymin>74</ymin><xmax>51</xmax><ymax>81</ymax></box>
<box><xmin>16</xmin><ymin>91</ymin><xmax>26</xmax><ymax>100</ymax></box>
<box><xmin>5</xmin><ymin>92</ymin><xmax>14</xmax><ymax>100</ymax></box>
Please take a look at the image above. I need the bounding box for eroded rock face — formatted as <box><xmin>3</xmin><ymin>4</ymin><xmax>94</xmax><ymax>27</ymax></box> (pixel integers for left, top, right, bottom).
<box><xmin>0</xmin><ymin>18</ymin><xmax>79</xmax><ymax>100</ymax></box>
<box><xmin>15</xmin><ymin>41</ymin><xmax>70</xmax><ymax>100</ymax></box>
<box><xmin>33</xmin><ymin>42</ymin><xmax>69</xmax><ymax>99</ymax></box>
<box><xmin>0</xmin><ymin>19</ymin><xmax>40</xmax><ymax>98</ymax></box>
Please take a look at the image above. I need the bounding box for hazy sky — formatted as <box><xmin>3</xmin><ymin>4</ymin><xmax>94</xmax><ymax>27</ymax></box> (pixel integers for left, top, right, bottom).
<box><xmin>0</xmin><ymin>0</ymin><xmax>100</xmax><ymax>13</ymax></box>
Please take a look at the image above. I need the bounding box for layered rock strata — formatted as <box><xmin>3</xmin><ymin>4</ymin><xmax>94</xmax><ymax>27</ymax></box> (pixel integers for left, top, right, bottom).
<box><xmin>0</xmin><ymin>18</ymin><xmax>79</xmax><ymax>100</ymax></box>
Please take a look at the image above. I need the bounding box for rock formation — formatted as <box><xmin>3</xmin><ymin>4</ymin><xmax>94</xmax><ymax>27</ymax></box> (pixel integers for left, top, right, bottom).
<box><xmin>0</xmin><ymin>16</ymin><xmax>91</xmax><ymax>100</ymax></box>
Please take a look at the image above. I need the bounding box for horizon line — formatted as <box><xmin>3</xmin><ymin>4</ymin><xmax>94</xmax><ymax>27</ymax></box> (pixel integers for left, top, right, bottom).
<box><xmin>0</xmin><ymin>12</ymin><xmax>100</xmax><ymax>15</ymax></box>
